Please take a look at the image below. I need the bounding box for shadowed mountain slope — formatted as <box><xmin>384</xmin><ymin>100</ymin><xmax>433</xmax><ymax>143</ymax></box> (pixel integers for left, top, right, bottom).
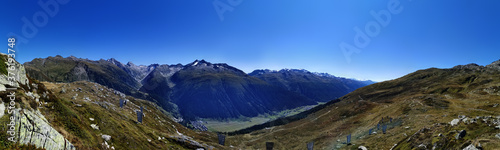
<box><xmin>25</xmin><ymin>57</ymin><xmax>372</xmax><ymax>121</ymax></box>
<box><xmin>250</xmin><ymin>69</ymin><xmax>373</xmax><ymax>102</ymax></box>
<box><xmin>168</xmin><ymin>60</ymin><xmax>316</xmax><ymax>119</ymax></box>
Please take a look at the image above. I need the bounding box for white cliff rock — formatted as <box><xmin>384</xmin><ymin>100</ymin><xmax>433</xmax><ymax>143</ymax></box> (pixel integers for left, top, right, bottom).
<box><xmin>0</xmin><ymin>54</ymin><xmax>28</xmax><ymax>89</ymax></box>
<box><xmin>12</xmin><ymin>108</ymin><xmax>75</xmax><ymax>150</ymax></box>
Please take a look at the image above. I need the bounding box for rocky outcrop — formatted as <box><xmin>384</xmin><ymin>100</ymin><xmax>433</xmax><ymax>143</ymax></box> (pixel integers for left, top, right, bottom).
<box><xmin>452</xmin><ymin>63</ymin><xmax>484</xmax><ymax>71</ymax></box>
<box><xmin>12</xmin><ymin>108</ymin><xmax>75</xmax><ymax>150</ymax></box>
<box><xmin>485</xmin><ymin>59</ymin><xmax>500</xmax><ymax>70</ymax></box>
<box><xmin>0</xmin><ymin>54</ymin><xmax>28</xmax><ymax>91</ymax></box>
<box><xmin>0</xmin><ymin>55</ymin><xmax>72</xmax><ymax>149</ymax></box>
<box><xmin>451</xmin><ymin>60</ymin><xmax>500</xmax><ymax>72</ymax></box>
<box><xmin>68</xmin><ymin>62</ymin><xmax>89</xmax><ymax>81</ymax></box>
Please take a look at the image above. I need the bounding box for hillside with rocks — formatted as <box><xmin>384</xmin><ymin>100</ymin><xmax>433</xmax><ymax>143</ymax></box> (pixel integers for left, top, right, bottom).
<box><xmin>0</xmin><ymin>54</ymin><xmax>75</xmax><ymax>149</ymax></box>
<box><xmin>227</xmin><ymin>60</ymin><xmax>500</xmax><ymax>149</ymax></box>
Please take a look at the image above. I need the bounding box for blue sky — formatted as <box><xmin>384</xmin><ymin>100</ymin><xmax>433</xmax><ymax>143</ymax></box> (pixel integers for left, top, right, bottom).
<box><xmin>2</xmin><ymin>0</ymin><xmax>500</xmax><ymax>81</ymax></box>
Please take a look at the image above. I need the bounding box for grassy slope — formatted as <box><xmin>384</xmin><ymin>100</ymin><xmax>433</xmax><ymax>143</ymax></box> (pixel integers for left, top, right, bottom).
<box><xmin>227</xmin><ymin>67</ymin><xmax>500</xmax><ymax>149</ymax></box>
<box><xmin>41</xmin><ymin>81</ymin><xmax>223</xmax><ymax>149</ymax></box>
<box><xmin>0</xmin><ymin>77</ymin><xmax>225</xmax><ymax>149</ymax></box>
<box><xmin>0</xmin><ymin>55</ymin><xmax>8</xmax><ymax>75</ymax></box>
<box><xmin>204</xmin><ymin>117</ymin><xmax>270</xmax><ymax>133</ymax></box>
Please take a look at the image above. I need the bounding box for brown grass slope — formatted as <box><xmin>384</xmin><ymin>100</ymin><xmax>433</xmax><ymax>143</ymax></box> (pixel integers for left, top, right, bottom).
<box><xmin>1</xmin><ymin>77</ymin><xmax>226</xmax><ymax>149</ymax></box>
<box><xmin>227</xmin><ymin>64</ymin><xmax>500</xmax><ymax>149</ymax></box>
<box><xmin>41</xmin><ymin>80</ymin><xmax>224</xmax><ymax>149</ymax></box>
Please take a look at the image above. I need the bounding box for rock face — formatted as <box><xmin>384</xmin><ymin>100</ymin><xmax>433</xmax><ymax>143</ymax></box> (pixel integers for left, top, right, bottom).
<box><xmin>12</xmin><ymin>109</ymin><xmax>75</xmax><ymax>150</ymax></box>
<box><xmin>452</xmin><ymin>63</ymin><xmax>484</xmax><ymax>71</ymax></box>
<box><xmin>485</xmin><ymin>59</ymin><xmax>500</xmax><ymax>70</ymax></box>
<box><xmin>0</xmin><ymin>54</ymin><xmax>28</xmax><ymax>90</ymax></box>
<box><xmin>121</xmin><ymin>61</ymin><xmax>157</xmax><ymax>83</ymax></box>
<box><xmin>1</xmin><ymin>54</ymin><xmax>74</xmax><ymax>149</ymax></box>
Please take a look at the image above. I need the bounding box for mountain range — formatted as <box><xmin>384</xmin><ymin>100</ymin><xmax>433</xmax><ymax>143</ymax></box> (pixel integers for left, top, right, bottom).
<box><xmin>24</xmin><ymin>56</ymin><xmax>373</xmax><ymax>120</ymax></box>
<box><xmin>0</xmin><ymin>53</ymin><xmax>221</xmax><ymax>149</ymax></box>
<box><xmin>3</xmin><ymin>53</ymin><xmax>500</xmax><ymax>149</ymax></box>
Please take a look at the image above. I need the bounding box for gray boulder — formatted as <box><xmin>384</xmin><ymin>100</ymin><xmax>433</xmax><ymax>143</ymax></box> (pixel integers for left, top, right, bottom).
<box><xmin>358</xmin><ymin>146</ymin><xmax>368</xmax><ymax>150</ymax></box>
<box><xmin>462</xmin><ymin>144</ymin><xmax>479</xmax><ymax>150</ymax></box>
<box><xmin>102</xmin><ymin>134</ymin><xmax>112</xmax><ymax>141</ymax></box>
<box><xmin>450</xmin><ymin>119</ymin><xmax>460</xmax><ymax>126</ymax></box>
<box><xmin>455</xmin><ymin>130</ymin><xmax>466</xmax><ymax>140</ymax></box>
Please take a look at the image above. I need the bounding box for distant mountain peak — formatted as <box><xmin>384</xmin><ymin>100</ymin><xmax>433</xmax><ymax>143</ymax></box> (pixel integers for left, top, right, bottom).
<box><xmin>126</xmin><ymin>61</ymin><xmax>135</xmax><ymax>66</ymax></box>
<box><xmin>313</xmin><ymin>72</ymin><xmax>337</xmax><ymax>78</ymax></box>
<box><xmin>68</xmin><ymin>55</ymin><xmax>78</xmax><ymax>60</ymax></box>
<box><xmin>190</xmin><ymin>59</ymin><xmax>211</xmax><ymax>66</ymax></box>
<box><xmin>188</xmin><ymin>59</ymin><xmax>212</xmax><ymax>67</ymax></box>
<box><xmin>107</xmin><ymin>58</ymin><xmax>115</xmax><ymax>61</ymax></box>
<box><xmin>282</xmin><ymin>69</ymin><xmax>311</xmax><ymax>73</ymax></box>
<box><xmin>107</xmin><ymin>58</ymin><xmax>124</xmax><ymax>66</ymax></box>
